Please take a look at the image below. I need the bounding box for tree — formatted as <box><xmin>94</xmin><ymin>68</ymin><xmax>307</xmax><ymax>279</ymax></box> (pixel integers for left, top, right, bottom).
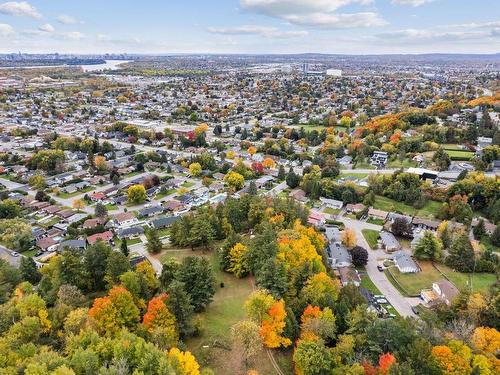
<box><xmin>293</xmin><ymin>338</ymin><xmax>333</xmax><ymax>375</ymax></box>
<box><xmin>391</xmin><ymin>218</ymin><xmax>413</xmax><ymax>237</ymax></box>
<box><xmin>28</xmin><ymin>174</ymin><xmax>46</xmax><ymax>190</ymax></box>
<box><xmin>262</xmin><ymin>158</ymin><xmax>276</xmax><ymax>169</ymax></box>
<box><xmin>177</xmin><ymin>257</ymin><xmax>216</xmax><ymax>312</ymax></box>
<box><xmin>278</xmin><ymin>165</ymin><xmax>286</xmax><ymax>181</ymax></box>
<box><xmin>142</xmin><ymin>294</ymin><xmax>178</xmax><ymax>349</ymax></box>
<box><xmin>189</xmin><ymin>162</ymin><xmax>202</xmax><ymax>177</ymax></box>
<box><xmin>224</xmin><ymin>171</ymin><xmax>245</xmax><ymax>191</ymax></box>
<box><xmin>167</xmin><ymin>347</ymin><xmax>201</xmax><ymax>375</ymax></box>
<box><xmin>0</xmin><ymin>199</ymin><xmax>21</xmax><ymax>219</ymax></box>
<box><xmin>146</xmin><ymin>229</ymin><xmax>163</xmax><ymax>254</ymax></box>
<box><xmin>414</xmin><ymin>231</ymin><xmax>443</xmax><ymax>261</ymax></box>
<box><xmin>446</xmin><ymin>234</ymin><xmax>475</xmax><ymax>272</ymax></box>
<box><xmin>286</xmin><ymin>167</ymin><xmax>300</xmax><ymax>188</ymax></box>
<box><xmin>432</xmin><ymin>148</ymin><xmax>451</xmax><ymax>171</ymax></box>
<box><xmin>84</xmin><ymin>241</ymin><xmax>112</xmax><ymax>291</ymax></box>
<box><xmin>432</xmin><ymin>341</ymin><xmax>472</xmax><ymax>375</ymax></box>
<box><xmin>302</xmin><ymin>272</ymin><xmax>340</xmax><ymax>309</ymax></box>
<box><xmin>94</xmin><ymin>202</ymin><xmax>108</xmax><ymax>219</ymax></box>
<box><xmin>20</xmin><ymin>257</ymin><xmax>41</xmax><ymax>284</ymax></box>
<box><xmin>342</xmin><ymin>229</ymin><xmax>357</xmax><ymax>248</ymax></box>
<box><xmin>72</xmin><ymin>199</ymin><xmax>86</xmax><ymax>212</ymax></box>
<box><xmin>259</xmin><ymin>299</ymin><xmax>292</xmax><ymax>348</ymax></box>
<box><xmin>88</xmin><ymin>285</ymin><xmax>140</xmax><ymax>335</ymax></box>
<box><xmin>127</xmin><ymin>184</ymin><xmax>147</xmax><ymax>204</ymax></box>
<box><xmin>231</xmin><ymin>320</ymin><xmax>262</xmax><ymax>362</ymax></box>
<box><xmin>105</xmin><ymin>251</ymin><xmax>131</xmax><ymax>286</ymax></box>
<box><xmin>0</xmin><ymin>218</ymin><xmax>34</xmax><ymax>251</ymax></box>
<box><xmin>120</xmin><ymin>238</ymin><xmax>129</xmax><ymax>256</ymax></box>
<box><xmin>228</xmin><ymin>243</ymin><xmax>250</xmax><ymax>278</ymax></box>
<box><xmin>166</xmin><ymin>280</ymin><xmax>194</xmax><ymax>337</ymax></box>
<box><xmin>350</xmin><ymin>246</ymin><xmax>368</xmax><ymax>267</ymax></box>
<box><xmin>94</xmin><ymin>155</ymin><xmax>109</xmax><ymax>171</ymax></box>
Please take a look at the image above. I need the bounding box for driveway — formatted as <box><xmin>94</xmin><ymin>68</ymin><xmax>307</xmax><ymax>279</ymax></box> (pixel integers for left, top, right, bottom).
<box><xmin>339</xmin><ymin>217</ymin><xmax>419</xmax><ymax>317</ymax></box>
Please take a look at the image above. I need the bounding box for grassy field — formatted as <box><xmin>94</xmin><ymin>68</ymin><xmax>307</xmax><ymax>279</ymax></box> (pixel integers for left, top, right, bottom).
<box><xmin>367</xmin><ymin>217</ymin><xmax>385</xmax><ymax>226</ymax></box>
<box><xmin>160</xmin><ymin>247</ymin><xmax>289</xmax><ymax>374</ymax></box>
<box><xmin>387</xmin><ymin>158</ymin><xmax>416</xmax><ymax>168</ymax></box>
<box><xmin>386</xmin><ymin>261</ymin><xmax>496</xmax><ymax>297</ymax></box>
<box><xmin>445</xmin><ymin>150</ymin><xmax>474</xmax><ymax>161</ymax></box>
<box><xmin>338</xmin><ymin>172</ymin><xmax>370</xmax><ymax>180</ymax></box>
<box><xmin>362</xmin><ymin>229</ymin><xmax>380</xmax><ymax>249</ymax></box>
<box><xmin>181</xmin><ymin>181</ymin><xmax>195</xmax><ymax>188</ymax></box>
<box><xmin>443</xmin><ymin>144</ymin><xmax>466</xmax><ymax>151</ymax></box>
<box><xmin>323</xmin><ymin>207</ymin><xmax>341</xmax><ymax>215</ymax></box>
<box><xmin>373</xmin><ymin>195</ymin><xmax>442</xmax><ymax>218</ymax></box>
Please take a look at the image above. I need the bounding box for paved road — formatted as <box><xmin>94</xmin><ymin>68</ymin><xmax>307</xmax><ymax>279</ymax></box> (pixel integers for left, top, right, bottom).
<box><xmin>0</xmin><ymin>244</ymin><xmax>22</xmax><ymax>268</ymax></box>
<box><xmin>338</xmin><ymin>217</ymin><xmax>419</xmax><ymax>317</ymax></box>
<box><xmin>129</xmin><ymin>240</ymin><xmax>163</xmax><ymax>276</ymax></box>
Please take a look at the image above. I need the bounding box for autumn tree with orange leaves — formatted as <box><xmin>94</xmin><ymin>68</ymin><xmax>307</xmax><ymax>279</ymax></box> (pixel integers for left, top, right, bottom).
<box><xmin>142</xmin><ymin>293</ymin><xmax>178</xmax><ymax>349</ymax></box>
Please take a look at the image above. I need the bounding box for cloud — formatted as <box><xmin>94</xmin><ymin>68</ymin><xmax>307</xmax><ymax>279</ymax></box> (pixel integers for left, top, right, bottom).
<box><xmin>239</xmin><ymin>0</ymin><xmax>385</xmax><ymax>28</ymax></box>
<box><xmin>207</xmin><ymin>25</ymin><xmax>308</xmax><ymax>38</ymax></box>
<box><xmin>38</xmin><ymin>23</ymin><xmax>54</xmax><ymax>33</ymax></box>
<box><xmin>0</xmin><ymin>1</ymin><xmax>41</xmax><ymax>18</ymax></box>
<box><xmin>59</xmin><ymin>31</ymin><xmax>85</xmax><ymax>40</ymax></box>
<box><xmin>0</xmin><ymin>23</ymin><xmax>14</xmax><ymax>36</ymax></box>
<box><xmin>391</xmin><ymin>0</ymin><xmax>435</xmax><ymax>6</ymax></box>
<box><xmin>56</xmin><ymin>14</ymin><xmax>83</xmax><ymax>25</ymax></box>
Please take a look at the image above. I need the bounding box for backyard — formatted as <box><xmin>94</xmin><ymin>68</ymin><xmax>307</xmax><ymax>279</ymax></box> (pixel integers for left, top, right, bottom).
<box><xmin>373</xmin><ymin>195</ymin><xmax>442</xmax><ymax>218</ymax></box>
<box><xmin>386</xmin><ymin>261</ymin><xmax>496</xmax><ymax>297</ymax></box>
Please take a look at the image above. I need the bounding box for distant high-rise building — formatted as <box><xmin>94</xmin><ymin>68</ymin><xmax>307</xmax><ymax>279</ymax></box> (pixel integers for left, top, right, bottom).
<box><xmin>302</xmin><ymin>63</ymin><xmax>309</xmax><ymax>74</ymax></box>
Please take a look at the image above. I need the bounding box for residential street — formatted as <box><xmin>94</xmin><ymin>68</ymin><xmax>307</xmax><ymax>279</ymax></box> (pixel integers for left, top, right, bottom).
<box><xmin>339</xmin><ymin>217</ymin><xmax>419</xmax><ymax>317</ymax></box>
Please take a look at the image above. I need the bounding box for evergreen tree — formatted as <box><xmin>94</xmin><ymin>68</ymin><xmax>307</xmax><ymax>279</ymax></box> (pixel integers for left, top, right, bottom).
<box><xmin>473</xmin><ymin>219</ymin><xmax>486</xmax><ymax>239</ymax></box>
<box><xmin>146</xmin><ymin>229</ymin><xmax>163</xmax><ymax>254</ymax></box>
<box><xmin>491</xmin><ymin>225</ymin><xmax>500</xmax><ymax>247</ymax></box>
<box><xmin>445</xmin><ymin>234</ymin><xmax>475</xmax><ymax>272</ymax></box>
<box><xmin>84</xmin><ymin>241</ymin><xmax>112</xmax><ymax>291</ymax></box>
<box><xmin>121</xmin><ymin>238</ymin><xmax>129</xmax><ymax>256</ymax></box>
<box><xmin>277</xmin><ymin>165</ymin><xmax>286</xmax><ymax>181</ymax></box>
<box><xmin>432</xmin><ymin>148</ymin><xmax>451</xmax><ymax>171</ymax></box>
<box><xmin>95</xmin><ymin>202</ymin><xmax>108</xmax><ymax>219</ymax></box>
<box><xmin>166</xmin><ymin>280</ymin><xmax>194</xmax><ymax>337</ymax></box>
<box><xmin>286</xmin><ymin>167</ymin><xmax>300</xmax><ymax>189</ymax></box>
<box><xmin>414</xmin><ymin>231</ymin><xmax>442</xmax><ymax>261</ymax></box>
<box><xmin>177</xmin><ymin>257</ymin><xmax>216</xmax><ymax>312</ymax></box>
<box><xmin>248</xmin><ymin>180</ymin><xmax>258</xmax><ymax>195</ymax></box>
<box><xmin>20</xmin><ymin>257</ymin><xmax>41</xmax><ymax>284</ymax></box>
<box><xmin>255</xmin><ymin>259</ymin><xmax>288</xmax><ymax>299</ymax></box>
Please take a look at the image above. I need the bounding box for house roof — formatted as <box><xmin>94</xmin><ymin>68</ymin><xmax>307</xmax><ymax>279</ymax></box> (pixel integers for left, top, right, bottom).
<box><xmin>117</xmin><ymin>226</ymin><xmax>144</xmax><ymax>238</ymax></box>
<box><xmin>368</xmin><ymin>208</ymin><xmax>388</xmax><ymax>220</ymax></box>
<box><xmin>380</xmin><ymin>231</ymin><xmax>400</xmax><ymax>249</ymax></box>
<box><xmin>434</xmin><ymin>280</ymin><xmax>459</xmax><ymax>302</ymax></box>
<box><xmin>151</xmin><ymin>216</ymin><xmax>181</xmax><ymax>229</ymax></box>
<box><xmin>58</xmin><ymin>239</ymin><xmax>87</xmax><ymax>251</ymax></box>
<box><xmin>393</xmin><ymin>251</ymin><xmax>418</xmax><ymax>271</ymax></box>
<box><xmin>87</xmin><ymin>231</ymin><xmax>113</xmax><ymax>245</ymax></box>
<box><xmin>338</xmin><ymin>267</ymin><xmax>361</xmax><ymax>285</ymax></box>
<box><xmin>37</xmin><ymin>236</ymin><xmax>57</xmax><ymax>250</ymax></box>
<box><xmin>114</xmin><ymin>212</ymin><xmax>135</xmax><ymax>223</ymax></box>
<box><xmin>329</xmin><ymin>242</ymin><xmax>351</xmax><ymax>264</ymax></box>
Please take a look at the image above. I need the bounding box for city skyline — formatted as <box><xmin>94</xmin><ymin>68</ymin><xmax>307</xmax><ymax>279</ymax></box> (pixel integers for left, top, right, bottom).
<box><xmin>0</xmin><ymin>0</ymin><xmax>499</xmax><ymax>55</ymax></box>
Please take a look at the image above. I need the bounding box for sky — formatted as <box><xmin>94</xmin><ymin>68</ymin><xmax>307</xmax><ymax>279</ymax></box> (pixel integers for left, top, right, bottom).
<box><xmin>0</xmin><ymin>0</ymin><xmax>499</xmax><ymax>55</ymax></box>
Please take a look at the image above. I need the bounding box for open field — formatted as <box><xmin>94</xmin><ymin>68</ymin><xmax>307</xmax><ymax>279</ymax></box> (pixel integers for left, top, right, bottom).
<box><xmin>362</xmin><ymin>229</ymin><xmax>380</xmax><ymax>249</ymax></box>
<box><xmin>386</xmin><ymin>261</ymin><xmax>496</xmax><ymax>297</ymax></box>
<box><xmin>159</xmin><ymin>247</ymin><xmax>291</xmax><ymax>374</ymax></box>
<box><xmin>373</xmin><ymin>195</ymin><xmax>442</xmax><ymax>218</ymax></box>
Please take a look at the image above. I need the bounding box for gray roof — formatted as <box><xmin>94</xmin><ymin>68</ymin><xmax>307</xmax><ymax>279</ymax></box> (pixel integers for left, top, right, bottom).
<box><xmin>117</xmin><ymin>226</ymin><xmax>144</xmax><ymax>238</ymax></box>
<box><xmin>59</xmin><ymin>239</ymin><xmax>87</xmax><ymax>251</ymax></box>
<box><xmin>393</xmin><ymin>251</ymin><xmax>419</xmax><ymax>271</ymax></box>
<box><xmin>380</xmin><ymin>231</ymin><xmax>400</xmax><ymax>249</ymax></box>
<box><xmin>325</xmin><ymin>226</ymin><xmax>341</xmax><ymax>242</ymax></box>
<box><xmin>150</xmin><ymin>216</ymin><xmax>180</xmax><ymax>229</ymax></box>
<box><xmin>329</xmin><ymin>242</ymin><xmax>351</xmax><ymax>265</ymax></box>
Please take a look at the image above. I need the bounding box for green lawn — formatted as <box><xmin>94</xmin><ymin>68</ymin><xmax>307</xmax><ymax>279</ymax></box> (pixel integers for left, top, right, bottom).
<box><xmin>443</xmin><ymin>144</ymin><xmax>465</xmax><ymax>151</ymax></box>
<box><xmin>367</xmin><ymin>217</ymin><xmax>385</xmax><ymax>226</ymax></box>
<box><xmin>58</xmin><ymin>186</ymin><xmax>95</xmax><ymax>198</ymax></box>
<box><xmin>104</xmin><ymin>204</ymin><xmax>118</xmax><ymax>211</ymax></box>
<box><xmin>480</xmin><ymin>236</ymin><xmax>500</xmax><ymax>253</ymax></box>
<box><xmin>445</xmin><ymin>150</ymin><xmax>474</xmax><ymax>161</ymax></box>
<box><xmin>338</xmin><ymin>172</ymin><xmax>369</xmax><ymax>180</ymax></box>
<box><xmin>360</xmin><ymin>273</ymin><xmax>382</xmax><ymax>294</ymax></box>
<box><xmin>362</xmin><ymin>229</ymin><xmax>380</xmax><ymax>249</ymax></box>
<box><xmin>323</xmin><ymin>207</ymin><xmax>341</xmax><ymax>215</ymax></box>
<box><xmin>21</xmin><ymin>249</ymin><xmax>37</xmax><ymax>258</ymax></box>
<box><xmin>373</xmin><ymin>195</ymin><xmax>442</xmax><ymax>218</ymax></box>
<box><xmin>434</xmin><ymin>264</ymin><xmax>496</xmax><ymax>294</ymax></box>
<box><xmin>387</xmin><ymin>158</ymin><xmax>416</xmax><ymax>168</ymax></box>
<box><xmin>181</xmin><ymin>181</ymin><xmax>195</xmax><ymax>188</ymax></box>
<box><xmin>114</xmin><ymin>237</ymin><xmax>142</xmax><ymax>249</ymax></box>
<box><xmin>154</xmin><ymin>189</ymin><xmax>176</xmax><ymax>199</ymax></box>
<box><xmin>386</xmin><ymin>261</ymin><xmax>496</xmax><ymax>297</ymax></box>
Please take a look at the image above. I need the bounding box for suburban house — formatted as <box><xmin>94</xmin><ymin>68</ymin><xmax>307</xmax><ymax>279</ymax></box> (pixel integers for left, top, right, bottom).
<box><xmin>345</xmin><ymin>203</ymin><xmax>365</xmax><ymax>214</ymax></box>
<box><xmin>412</xmin><ymin>217</ymin><xmax>440</xmax><ymax>231</ymax></box>
<box><xmin>393</xmin><ymin>251</ymin><xmax>419</xmax><ymax>273</ymax></box>
<box><xmin>328</xmin><ymin>242</ymin><xmax>352</xmax><ymax>269</ymax></box>
<box><xmin>380</xmin><ymin>231</ymin><xmax>400</xmax><ymax>252</ymax></box>
<box><xmin>82</xmin><ymin>218</ymin><xmax>104</xmax><ymax>230</ymax></box>
<box><xmin>58</xmin><ymin>239</ymin><xmax>87</xmax><ymax>252</ymax></box>
<box><xmin>36</xmin><ymin>237</ymin><xmax>58</xmax><ymax>252</ymax></box>
<box><xmin>117</xmin><ymin>226</ymin><xmax>144</xmax><ymax>240</ymax></box>
<box><xmin>138</xmin><ymin>205</ymin><xmax>165</xmax><ymax>218</ymax></box>
<box><xmin>308</xmin><ymin>211</ymin><xmax>325</xmax><ymax>227</ymax></box>
<box><xmin>337</xmin><ymin>267</ymin><xmax>361</xmax><ymax>287</ymax></box>
<box><xmin>149</xmin><ymin>216</ymin><xmax>181</xmax><ymax>230</ymax></box>
<box><xmin>320</xmin><ymin>197</ymin><xmax>344</xmax><ymax>211</ymax></box>
<box><xmin>325</xmin><ymin>226</ymin><xmax>342</xmax><ymax>243</ymax></box>
<box><xmin>368</xmin><ymin>208</ymin><xmax>389</xmax><ymax>221</ymax></box>
<box><xmin>90</xmin><ymin>192</ymin><xmax>106</xmax><ymax>202</ymax></box>
<box><xmin>421</xmin><ymin>280</ymin><xmax>459</xmax><ymax>306</ymax></box>
<box><xmin>289</xmin><ymin>188</ymin><xmax>309</xmax><ymax>203</ymax></box>
<box><xmin>113</xmin><ymin>212</ymin><xmax>139</xmax><ymax>228</ymax></box>
<box><xmin>370</xmin><ymin>151</ymin><xmax>388</xmax><ymax>168</ymax></box>
<box><xmin>87</xmin><ymin>231</ymin><xmax>114</xmax><ymax>246</ymax></box>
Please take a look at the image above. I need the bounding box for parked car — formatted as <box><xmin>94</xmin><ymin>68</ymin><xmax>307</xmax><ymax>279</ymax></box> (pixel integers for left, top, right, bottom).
<box><xmin>377</xmin><ymin>265</ymin><xmax>384</xmax><ymax>272</ymax></box>
<box><xmin>376</xmin><ymin>298</ymin><xmax>388</xmax><ymax>304</ymax></box>
<box><xmin>411</xmin><ymin>305</ymin><xmax>420</xmax><ymax>315</ymax></box>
